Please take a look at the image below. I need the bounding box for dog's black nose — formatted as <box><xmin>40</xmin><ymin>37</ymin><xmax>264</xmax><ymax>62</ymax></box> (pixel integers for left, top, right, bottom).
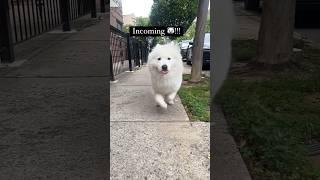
<box><xmin>162</xmin><ymin>65</ymin><xmax>168</xmax><ymax>71</ymax></box>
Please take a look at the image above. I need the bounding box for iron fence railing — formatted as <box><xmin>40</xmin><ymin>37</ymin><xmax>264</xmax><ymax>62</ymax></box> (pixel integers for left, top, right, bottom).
<box><xmin>9</xmin><ymin>0</ymin><xmax>92</xmax><ymax>44</ymax></box>
<box><xmin>110</xmin><ymin>25</ymin><xmax>149</xmax><ymax>81</ymax></box>
<box><xmin>1</xmin><ymin>0</ymin><xmax>100</xmax><ymax>63</ymax></box>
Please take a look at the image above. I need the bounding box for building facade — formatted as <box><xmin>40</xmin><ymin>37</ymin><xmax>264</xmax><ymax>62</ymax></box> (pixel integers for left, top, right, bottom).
<box><xmin>110</xmin><ymin>0</ymin><xmax>123</xmax><ymax>30</ymax></box>
<box><xmin>123</xmin><ymin>13</ymin><xmax>136</xmax><ymax>26</ymax></box>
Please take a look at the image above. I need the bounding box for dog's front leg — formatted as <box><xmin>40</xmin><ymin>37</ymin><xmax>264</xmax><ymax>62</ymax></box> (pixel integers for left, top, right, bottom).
<box><xmin>155</xmin><ymin>94</ymin><xmax>167</xmax><ymax>109</ymax></box>
<box><xmin>166</xmin><ymin>92</ymin><xmax>177</xmax><ymax>105</ymax></box>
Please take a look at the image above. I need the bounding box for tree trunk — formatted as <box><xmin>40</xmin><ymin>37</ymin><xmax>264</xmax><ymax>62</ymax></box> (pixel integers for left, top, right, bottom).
<box><xmin>190</xmin><ymin>0</ymin><xmax>209</xmax><ymax>82</ymax></box>
<box><xmin>257</xmin><ymin>0</ymin><xmax>296</xmax><ymax>64</ymax></box>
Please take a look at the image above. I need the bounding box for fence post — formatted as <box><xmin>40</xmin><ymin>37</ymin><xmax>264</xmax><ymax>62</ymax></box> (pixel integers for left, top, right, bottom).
<box><xmin>145</xmin><ymin>39</ymin><xmax>149</xmax><ymax>63</ymax></box>
<box><xmin>140</xmin><ymin>41</ymin><xmax>144</xmax><ymax>65</ymax></box>
<box><xmin>136</xmin><ymin>41</ymin><xmax>140</xmax><ymax>67</ymax></box>
<box><xmin>77</xmin><ymin>0</ymin><xmax>81</xmax><ymax>16</ymax></box>
<box><xmin>60</xmin><ymin>0</ymin><xmax>71</xmax><ymax>31</ymax></box>
<box><xmin>100</xmin><ymin>0</ymin><xmax>105</xmax><ymax>13</ymax></box>
<box><xmin>110</xmin><ymin>50</ymin><xmax>115</xmax><ymax>81</ymax></box>
<box><xmin>138</xmin><ymin>42</ymin><xmax>141</xmax><ymax>67</ymax></box>
<box><xmin>126</xmin><ymin>35</ymin><xmax>133</xmax><ymax>71</ymax></box>
<box><xmin>133</xmin><ymin>41</ymin><xmax>137</xmax><ymax>67</ymax></box>
<box><xmin>0</xmin><ymin>0</ymin><xmax>15</xmax><ymax>63</ymax></box>
<box><xmin>91</xmin><ymin>0</ymin><xmax>97</xmax><ymax>18</ymax></box>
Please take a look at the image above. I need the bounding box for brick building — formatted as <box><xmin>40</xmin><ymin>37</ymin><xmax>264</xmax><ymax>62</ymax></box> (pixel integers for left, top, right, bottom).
<box><xmin>110</xmin><ymin>0</ymin><xmax>123</xmax><ymax>30</ymax></box>
<box><xmin>123</xmin><ymin>13</ymin><xmax>136</xmax><ymax>26</ymax></box>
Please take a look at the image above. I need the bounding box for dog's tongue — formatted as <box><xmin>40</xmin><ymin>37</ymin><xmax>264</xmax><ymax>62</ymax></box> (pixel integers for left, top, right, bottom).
<box><xmin>160</xmin><ymin>70</ymin><xmax>168</xmax><ymax>75</ymax></box>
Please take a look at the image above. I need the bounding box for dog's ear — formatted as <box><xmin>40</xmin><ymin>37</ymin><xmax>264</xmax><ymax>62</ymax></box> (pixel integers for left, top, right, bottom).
<box><xmin>170</xmin><ymin>42</ymin><xmax>180</xmax><ymax>52</ymax></box>
<box><xmin>148</xmin><ymin>47</ymin><xmax>158</xmax><ymax>63</ymax></box>
<box><xmin>148</xmin><ymin>51</ymin><xmax>154</xmax><ymax>62</ymax></box>
<box><xmin>150</xmin><ymin>44</ymin><xmax>161</xmax><ymax>53</ymax></box>
<box><xmin>169</xmin><ymin>42</ymin><xmax>182</xmax><ymax>61</ymax></box>
<box><xmin>169</xmin><ymin>41</ymin><xmax>175</xmax><ymax>46</ymax></box>
<box><xmin>169</xmin><ymin>41</ymin><xmax>179</xmax><ymax>49</ymax></box>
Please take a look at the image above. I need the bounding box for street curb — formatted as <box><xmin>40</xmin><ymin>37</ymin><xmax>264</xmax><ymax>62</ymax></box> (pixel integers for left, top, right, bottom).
<box><xmin>212</xmin><ymin>105</ymin><xmax>252</xmax><ymax>180</ymax></box>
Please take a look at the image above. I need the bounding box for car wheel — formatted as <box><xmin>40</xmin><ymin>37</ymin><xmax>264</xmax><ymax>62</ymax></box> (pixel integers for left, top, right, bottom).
<box><xmin>202</xmin><ymin>64</ymin><xmax>210</xmax><ymax>70</ymax></box>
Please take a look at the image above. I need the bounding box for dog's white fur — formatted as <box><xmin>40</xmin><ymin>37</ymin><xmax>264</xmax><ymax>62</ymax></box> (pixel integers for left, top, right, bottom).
<box><xmin>148</xmin><ymin>42</ymin><xmax>183</xmax><ymax>109</ymax></box>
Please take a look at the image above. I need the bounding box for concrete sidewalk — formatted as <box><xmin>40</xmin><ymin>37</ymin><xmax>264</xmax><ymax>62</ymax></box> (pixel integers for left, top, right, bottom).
<box><xmin>0</xmin><ymin>14</ymin><xmax>108</xmax><ymax>179</ymax></box>
<box><xmin>110</xmin><ymin>67</ymin><xmax>210</xmax><ymax>179</ymax></box>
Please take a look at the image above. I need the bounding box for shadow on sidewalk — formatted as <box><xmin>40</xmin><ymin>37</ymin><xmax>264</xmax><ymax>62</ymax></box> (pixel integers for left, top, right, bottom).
<box><xmin>0</xmin><ymin>13</ymin><xmax>109</xmax><ymax>179</ymax></box>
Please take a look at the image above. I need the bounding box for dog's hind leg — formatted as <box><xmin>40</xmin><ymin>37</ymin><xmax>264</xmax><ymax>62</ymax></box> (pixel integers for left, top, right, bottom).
<box><xmin>155</xmin><ymin>94</ymin><xmax>167</xmax><ymax>109</ymax></box>
<box><xmin>166</xmin><ymin>92</ymin><xmax>177</xmax><ymax>105</ymax></box>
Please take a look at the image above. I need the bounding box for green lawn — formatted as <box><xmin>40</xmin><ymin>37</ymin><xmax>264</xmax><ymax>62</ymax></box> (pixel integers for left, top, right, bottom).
<box><xmin>178</xmin><ymin>74</ymin><xmax>210</xmax><ymax>122</ymax></box>
<box><xmin>216</xmin><ymin>40</ymin><xmax>320</xmax><ymax>179</ymax></box>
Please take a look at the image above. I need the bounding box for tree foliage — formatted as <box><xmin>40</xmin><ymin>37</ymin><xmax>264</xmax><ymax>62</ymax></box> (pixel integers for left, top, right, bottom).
<box><xmin>150</xmin><ymin>37</ymin><xmax>167</xmax><ymax>49</ymax></box>
<box><xmin>123</xmin><ymin>24</ymin><xmax>130</xmax><ymax>33</ymax></box>
<box><xmin>123</xmin><ymin>16</ymin><xmax>151</xmax><ymax>48</ymax></box>
<box><xmin>176</xmin><ymin>14</ymin><xmax>210</xmax><ymax>42</ymax></box>
<box><xmin>205</xmin><ymin>14</ymin><xmax>210</xmax><ymax>33</ymax></box>
<box><xmin>123</xmin><ymin>16</ymin><xmax>150</xmax><ymax>33</ymax></box>
<box><xmin>135</xmin><ymin>17</ymin><xmax>150</xmax><ymax>26</ymax></box>
<box><xmin>134</xmin><ymin>17</ymin><xmax>151</xmax><ymax>45</ymax></box>
<box><xmin>149</xmin><ymin>0</ymin><xmax>198</xmax><ymax>38</ymax></box>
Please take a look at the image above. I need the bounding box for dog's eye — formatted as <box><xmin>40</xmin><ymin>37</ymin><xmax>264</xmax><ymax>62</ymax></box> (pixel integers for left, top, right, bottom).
<box><xmin>167</xmin><ymin>57</ymin><xmax>171</xmax><ymax>60</ymax></box>
<box><xmin>157</xmin><ymin>57</ymin><xmax>161</xmax><ymax>61</ymax></box>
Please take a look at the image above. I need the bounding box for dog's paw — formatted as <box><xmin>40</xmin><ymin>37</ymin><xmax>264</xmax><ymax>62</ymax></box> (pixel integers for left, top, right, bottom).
<box><xmin>155</xmin><ymin>94</ymin><xmax>167</xmax><ymax>109</ymax></box>
<box><xmin>156</xmin><ymin>103</ymin><xmax>167</xmax><ymax>109</ymax></box>
<box><xmin>157</xmin><ymin>103</ymin><xmax>167</xmax><ymax>109</ymax></box>
<box><xmin>161</xmin><ymin>103</ymin><xmax>168</xmax><ymax>109</ymax></box>
<box><xmin>167</xmin><ymin>100</ymin><xmax>174</xmax><ymax>105</ymax></box>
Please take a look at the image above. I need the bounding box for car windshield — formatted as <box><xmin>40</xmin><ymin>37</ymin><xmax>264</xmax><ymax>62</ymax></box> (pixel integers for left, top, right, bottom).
<box><xmin>204</xmin><ymin>33</ymin><xmax>210</xmax><ymax>44</ymax></box>
<box><xmin>203</xmin><ymin>33</ymin><xmax>210</xmax><ymax>48</ymax></box>
<box><xmin>181</xmin><ymin>42</ymin><xmax>190</xmax><ymax>48</ymax></box>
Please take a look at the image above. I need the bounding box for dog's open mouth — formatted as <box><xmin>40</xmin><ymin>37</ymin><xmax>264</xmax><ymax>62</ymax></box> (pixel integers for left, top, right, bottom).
<box><xmin>160</xmin><ymin>70</ymin><xmax>168</xmax><ymax>75</ymax></box>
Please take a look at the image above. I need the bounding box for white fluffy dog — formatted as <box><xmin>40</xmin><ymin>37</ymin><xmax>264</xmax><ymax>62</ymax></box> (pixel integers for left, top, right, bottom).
<box><xmin>148</xmin><ymin>42</ymin><xmax>183</xmax><ymax>109</ymax></box>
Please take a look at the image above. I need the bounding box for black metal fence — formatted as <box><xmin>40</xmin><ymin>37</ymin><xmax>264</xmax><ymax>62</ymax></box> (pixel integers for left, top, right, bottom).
<box><xmin>9</xmin><ymin>0</ymin><xmax>92</xmax><ymax>44</ymax></box>
<box><xmin>110</xmin><ymin>26</ymin><xmax>149</xmax><ymax>81</ymax></box>
<box><xmin>1</xmin><ymin>0</ymin><xmax>100</xmax><ymax>63</ymax></box>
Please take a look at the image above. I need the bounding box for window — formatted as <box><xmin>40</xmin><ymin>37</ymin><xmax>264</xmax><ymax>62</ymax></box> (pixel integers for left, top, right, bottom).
<box><xmin>116</xmin><ymin>20</ymin><xmax>123</xmax><ymax>30</ymax></box>
<box><xmin>110</xmin><ymin>0</ymin><xmax>121</xmax><ymax>7</ymax></box>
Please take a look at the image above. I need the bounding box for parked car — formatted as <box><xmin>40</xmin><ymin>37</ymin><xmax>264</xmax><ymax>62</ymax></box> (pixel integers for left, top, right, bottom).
<box><xmin>186</xmin><ymin>33</ymin><xmax>210</xmax><ymax>69</ymax></box>
<box><xmin>179</xmin><ymin>40</ymin><xmax>192</xmax><ymax>61</ymax></box>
